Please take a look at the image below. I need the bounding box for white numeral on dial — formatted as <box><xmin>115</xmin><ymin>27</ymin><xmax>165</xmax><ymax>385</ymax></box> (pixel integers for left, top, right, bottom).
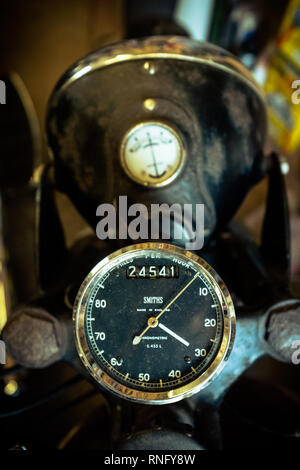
<box><xmin>95</xmin><ymin>332</ymin><xmax>106</xmax><ymax>340</ymax></box>
<box><xmin>168</xmin><ymin>370</ymin><xmax>181</xmax><ymax>378</ymax></box>
<box><xmin>111</xmin><ymin>357</ymin><xmax>123</xmax><ymax>366</ymax></box>
<box><xmin>204</xmin><ymin>318</ymin><xmax>216</xmax><ymax>327</ymax></box>
<box><xmin>199</xmin><ymin>287</ymin><xmax>208</xmax><ymax>296</ymax></box>
<box><xmin>195</xmin><ymin>348</ymin><xmax>207</xmax><ymax>357</ymax></box>
<box><xmin>138</xmin><ymin>373</ymin><xmax>150</xmax><ymax>381</ymax></box>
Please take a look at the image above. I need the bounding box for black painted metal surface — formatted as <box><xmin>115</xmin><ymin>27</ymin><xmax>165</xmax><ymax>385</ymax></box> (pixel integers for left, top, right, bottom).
<box><xmin>47</xmin><ymin>36</ymin><xmax>267</xmax><ymax>245</ymax></box>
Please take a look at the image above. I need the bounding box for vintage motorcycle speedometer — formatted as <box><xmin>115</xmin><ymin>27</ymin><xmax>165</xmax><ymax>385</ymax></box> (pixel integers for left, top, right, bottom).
<box><xmin>73</xmin><ymin>243</ymin><xmax>235</xmax><ymax>404</ymax></box>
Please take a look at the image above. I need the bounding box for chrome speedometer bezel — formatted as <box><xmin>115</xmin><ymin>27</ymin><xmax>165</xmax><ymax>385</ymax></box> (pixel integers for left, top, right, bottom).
<box><xmin>73</xmin><ymin>242</ymin><xmax>236</xmax><ymax>405</ymax></box>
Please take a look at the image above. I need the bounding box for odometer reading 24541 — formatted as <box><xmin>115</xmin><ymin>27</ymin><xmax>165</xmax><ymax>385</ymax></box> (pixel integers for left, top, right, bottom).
<box><xmin>74</xmin><ymin>243</ymin><xmax>235</xmax><ymax>404</ymax></box>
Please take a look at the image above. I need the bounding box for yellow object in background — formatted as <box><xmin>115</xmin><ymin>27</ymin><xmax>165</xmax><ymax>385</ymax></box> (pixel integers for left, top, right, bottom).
<box><xmin>278</xmin><ymin>0</ymin><xmax>300</xmax><ymax>68</ymax></box>
<box><xmin>0</xmin><ymin>222</ymin><xmax>9</xmax><ymax>332</ymax></box>
<box><xmin>265</xmin><ymin>53</ymin><xmax>300</xmax><ymax>153</ymax></box>
<box><xmin>264</xmin><ymin>0</ymin><xmax>300</xmax><ymax>154</ymax></box>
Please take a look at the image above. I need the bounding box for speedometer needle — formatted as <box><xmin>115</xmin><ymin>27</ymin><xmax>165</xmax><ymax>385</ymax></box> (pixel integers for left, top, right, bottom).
<box><xmin>158</xmin><ymin>323</ymin><xmax>190</xmax><ymax>347</ymax></box>
<box><xmin>132</xmin><ymin>272</ymin><xmax>198</xmax><ymax>345</ymax></box>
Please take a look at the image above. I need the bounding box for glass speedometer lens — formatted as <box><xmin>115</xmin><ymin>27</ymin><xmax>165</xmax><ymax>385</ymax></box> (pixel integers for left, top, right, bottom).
<box><xmin>74</xmin><ymin>243</ymin><xmax>235</xmax><ymax>404</ymax></box>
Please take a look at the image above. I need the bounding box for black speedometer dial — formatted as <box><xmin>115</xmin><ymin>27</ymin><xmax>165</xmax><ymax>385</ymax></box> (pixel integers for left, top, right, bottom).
<box><xmin>74</xmin><ymin>243</ymin><xmax>235</xmax><ymax>404</ymax></box>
